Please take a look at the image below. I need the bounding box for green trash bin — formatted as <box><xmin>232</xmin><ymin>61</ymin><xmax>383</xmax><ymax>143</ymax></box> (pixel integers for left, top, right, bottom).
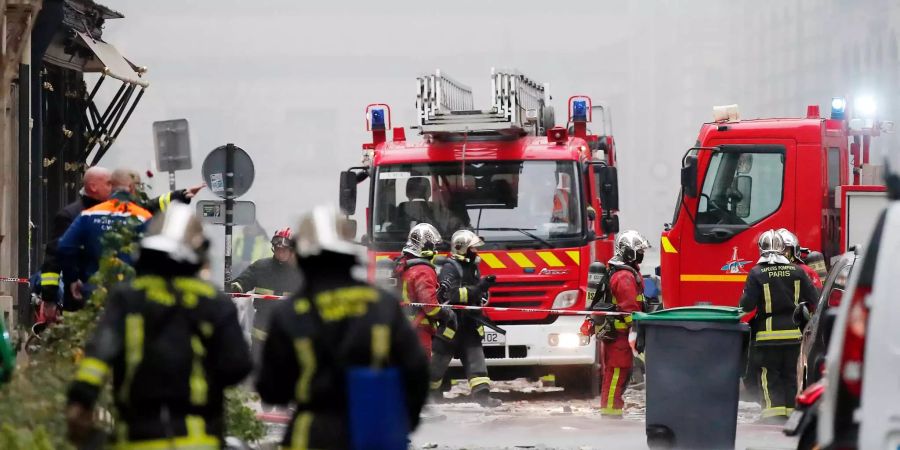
<box><xmin>634</xmin><ymin>306</ymin><xmax>749</xmax><ymax>450</ymax></box>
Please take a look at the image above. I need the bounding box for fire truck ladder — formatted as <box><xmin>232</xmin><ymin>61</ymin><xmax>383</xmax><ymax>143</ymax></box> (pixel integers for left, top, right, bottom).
<box><xmin>416</xmin><ymin>69</ymin><xmax>550</xmax><ymax>136</ymax></box>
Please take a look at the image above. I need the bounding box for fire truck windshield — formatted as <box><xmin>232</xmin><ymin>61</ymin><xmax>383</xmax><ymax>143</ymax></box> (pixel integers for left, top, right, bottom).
<box><xmin>371</xmin><ymin>161</ymin><xmax>582</xmax><ymax>247</ymax></box>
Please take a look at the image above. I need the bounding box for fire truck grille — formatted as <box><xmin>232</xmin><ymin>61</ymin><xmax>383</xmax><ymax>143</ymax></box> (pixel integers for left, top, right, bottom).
<box><xmin>489</xmin><ymin>301</ymin><xmax>543</xmax><ymax>308</ymax></box>
<box><xmin>484</xmin><ymin>345</ymin><xmax>528</xmax><ymax>359</ymax></box>
<box><xmin>490</xmin><ymin>291</ymin><xmax>544</xmax><ymax>298</ymax></box>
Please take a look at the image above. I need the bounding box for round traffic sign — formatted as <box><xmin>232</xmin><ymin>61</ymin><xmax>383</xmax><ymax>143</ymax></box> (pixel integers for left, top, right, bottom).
<box><xmin>201</xmin><ymin>144</ymin><xmax>255</xmax><ymax>199</ymax></box>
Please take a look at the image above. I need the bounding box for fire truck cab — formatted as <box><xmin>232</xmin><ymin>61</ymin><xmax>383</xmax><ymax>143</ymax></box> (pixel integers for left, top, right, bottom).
<box><xmin>661</xmin><ymin>101</ymin><xmax>892</xmax><ymax>308</ymax></box>
<box><xmin>339</xmin><ymin>69</ymin><xmax>621</xmax><ymax>392</ymax></box>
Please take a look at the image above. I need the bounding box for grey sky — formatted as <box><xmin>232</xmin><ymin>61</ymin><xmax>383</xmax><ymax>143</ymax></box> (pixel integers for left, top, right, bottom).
<box><xmin>97</xmin><ymin>0</ymin><xmax>900</xmax><ymax>280</ymax></box>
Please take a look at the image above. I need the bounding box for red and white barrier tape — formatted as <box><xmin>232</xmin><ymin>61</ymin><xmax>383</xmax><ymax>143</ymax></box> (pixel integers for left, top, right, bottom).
<box><xmin>0</xmin><ymin>277</ymin><xmax>30</xmax><ymax>284</ymax></box>
<box><xmin>227</xmin><ymin>292</ymin><xmax>625</xmax><ymax>316</ymax></box>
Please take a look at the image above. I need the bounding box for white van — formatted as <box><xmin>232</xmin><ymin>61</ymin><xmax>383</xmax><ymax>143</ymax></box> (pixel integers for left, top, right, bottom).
<box><xmin>818</xmin><ymin>200</ymin><xmax>900</xmax><ymax>449</ymax></box>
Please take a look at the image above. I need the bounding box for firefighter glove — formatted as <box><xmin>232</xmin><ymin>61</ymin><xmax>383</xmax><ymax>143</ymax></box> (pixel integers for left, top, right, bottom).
<box><xmin>440</xmin><ymin>309</ymin><xmax>458</xmax><ymax>332</ymax></box>
<box><xmin>476</xmin><ymin>275</ymin><xmax>496</xmax><ymax>292</ymax></box>
<box><xmin>793</xmin><ymin>303</ymin><xmax>811</xmax><ymax>328</ymax></box>
<box><xmin>579</xmin><ymin>317</ymin><xmax>594</xmax><ymax>337</ymax></box>
<box><xmin>40</xmin><ymin>285</ymin><xmax>59</xmax><ymax>305</ymax></box>
<box><xmin>65</xmin><ymin>403</ymin><xmax>95</xmax><ymax>446</ymax></box>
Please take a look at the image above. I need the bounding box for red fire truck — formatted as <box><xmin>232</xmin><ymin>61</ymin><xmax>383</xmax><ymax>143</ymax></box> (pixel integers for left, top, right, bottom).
<box><xmin>339</xmin><ymin>69</ymin><xmax>621</xmax><ymax>392</ymax></box>
<box><xmin>660</xmin><ymin>100</ymin><xmax>891</xmax><ymax>308</ymax></box>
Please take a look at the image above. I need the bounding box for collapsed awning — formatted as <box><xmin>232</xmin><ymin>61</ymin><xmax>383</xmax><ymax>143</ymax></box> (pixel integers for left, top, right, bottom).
<box><xmin>75</xmin><ymin>31</ymin><xmax>149</xmax><ymax>165</ymax></box>
<box><xmin>76</xmin><ymin>31</ymin><xmax>148</xmax><ymax>88</ymax></box>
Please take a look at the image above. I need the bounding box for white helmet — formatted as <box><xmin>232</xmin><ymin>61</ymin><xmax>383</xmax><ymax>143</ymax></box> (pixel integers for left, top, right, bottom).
<box><xmin>403</xmin><ymin>223</ymin><xmax>442</xmax><ymax>258</ymax></box>
<box><xmin>612</xmin><ymin>230</ymin><xmax>650</xmax><ymax>264</ymax></box>
<box><xmin>140</xmin><ymin>203</ymin><xmax>209</xmax><ymax>265</ymax></box>
<box><xmin>294</xmin><ymin>205</ymin><xmax>359</xmax><ymax>258</ymax></box>
<box><xmin>757</xmin><ymin>229</ymin><xmax>790</xmax><ymax>264</ymax></box>
<box><xmin>776</xmin><ymin>228</ymin><xmax>800</xmax><ymax>259</ymax></box>
<box><xmin>449</xmin><ymin>230</ymin><xmax>484</xmax><ymax>258</ymax></box>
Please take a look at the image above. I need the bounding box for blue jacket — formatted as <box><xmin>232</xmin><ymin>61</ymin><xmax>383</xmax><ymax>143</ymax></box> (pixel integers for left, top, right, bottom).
<box><xmin>57</xmin><ymin>192</ymin><xmax>152</xmax><ymax>293</ymax></box>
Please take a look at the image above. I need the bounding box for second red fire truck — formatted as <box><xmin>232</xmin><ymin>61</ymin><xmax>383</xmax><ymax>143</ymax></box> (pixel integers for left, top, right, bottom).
<box><xmin>661</xmin><ymin>100</ymin><xmax>891</xmax><ymax>308</ymax></box>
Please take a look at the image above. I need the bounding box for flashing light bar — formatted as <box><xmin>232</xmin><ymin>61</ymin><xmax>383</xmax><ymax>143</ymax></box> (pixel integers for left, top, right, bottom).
<box><xmin>568</xmin><ymin>96</ymin><xmax>592</xmax><ymax>122</ymax></box>
<box><xmin>365</xmin><ymin>103</ymin><xmax>392</xmax><ymax>131</ymax></box>
<box><xmin>831</xmin><ymin>97</ymin><xmax>846</xmax><ymax>120</ymax></box>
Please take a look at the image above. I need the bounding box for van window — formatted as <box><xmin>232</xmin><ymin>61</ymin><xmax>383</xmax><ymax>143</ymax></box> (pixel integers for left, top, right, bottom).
<box><xmin>827</xmin><ymin>147</ymin><xmax>841</xmax><ymax>204</ymax></box>
<box><xmin>696</xmin><ymin>147</ymin><xmax>785</xmax><ymax>231</ymax></box>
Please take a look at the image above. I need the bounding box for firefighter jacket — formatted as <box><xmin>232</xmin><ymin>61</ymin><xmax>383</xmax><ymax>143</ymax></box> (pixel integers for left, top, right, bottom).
<box><xmin>228</xmin><ymin>257</ymin><xmax>302</xmax><ymax>296</ymax></box>
<box><xmin>438</xmin><ymin>256</ymin><xmax>484</xmax><ymax>306</ymax></box>
<box><xmin>256</xmin><ymin>279</ymin><xmax>429</xmax><ymax>448</ymax></box>
<box><xmin>393</xmin><ymin>254</ymin><xmax>445</xmax><ymax>332</ymax></box>
<box><xmin>57</xmin><ymin>192</ymin><xmax>152</xmax><ymax>299</ymax></box>
<box><xmin>144</xmin><ymin>189</ymin><xmax>192</xmax><ymax>215</ymax></box>
<box><xmin>67</xmin><ymin>275</ymin><xmax>252</xmax><ymax>447</ymax></box>
<box><xmin>739</xmin><ymin>263</ymin><xmax>818</xmax><ymax>345</ymax></box>
<box><xmin>608</xmin><ymin>264</ymin><xmax>644</xmax><ymax>332</ymax></box>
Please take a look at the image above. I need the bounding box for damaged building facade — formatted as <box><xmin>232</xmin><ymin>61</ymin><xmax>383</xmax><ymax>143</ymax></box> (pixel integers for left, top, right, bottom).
<box><xmin>0</xmin><ymin>0</ymin><xmax>147</xmax><ymax>330</ymax></box>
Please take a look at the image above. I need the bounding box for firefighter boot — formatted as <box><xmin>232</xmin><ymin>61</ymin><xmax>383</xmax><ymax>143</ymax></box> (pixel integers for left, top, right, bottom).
<box><xmin>472</xmin><ymin>387</ymin><xmax>501</xmax><ymax>408</ymax></box>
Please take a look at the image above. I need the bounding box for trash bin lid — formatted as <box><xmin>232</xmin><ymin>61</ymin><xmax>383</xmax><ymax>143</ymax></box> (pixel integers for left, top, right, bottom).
<box><xmin>633</xmin><ymin>306</ymin><xmax>743</xmax><ymax>323</ymax></box>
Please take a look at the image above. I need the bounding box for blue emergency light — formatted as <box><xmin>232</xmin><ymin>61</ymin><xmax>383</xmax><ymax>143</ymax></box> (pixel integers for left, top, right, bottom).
<box><xmin>371</xmin><ymin>109</ymin><xmax>386</xmax><ymax>129</ymax></box>
<box><xmin>831</xmin><ymin>97</ymin><xmax>846</xmax><ymax>120</ymax></box>
<box><xmin>572</xmin><ymin>100</ymin><xmax>588</xmax><ymax>122</ymax></box>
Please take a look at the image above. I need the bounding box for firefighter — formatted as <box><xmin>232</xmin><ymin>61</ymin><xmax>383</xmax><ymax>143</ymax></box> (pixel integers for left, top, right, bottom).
<box><xmin>739</xmin><ymin>229</ymin><xmax>818</xmax><ymax>423</ymax></box>
<box><xmin>57</xmin><ymin>169</ymin><xmax>153</xmax><ymax>309</ymax></box>
<box><xmin>233</xmin><ymin>221</ymin><xmax>270</xmax><ymax>276</ymax></box>
<box><xmin>393</xmin><ymin>223</ymin><xmax>456</xmax><ymax>357</ymax></box>
<box><xmin>600</xmin><ymin>230</ymin><xmax>649</xmax><ymax>418</ymax></box>
<box><xmin>228</xmin><ymin>227</ymin><xmax>304</xmax><ymax>355</ymax></box>
<box><xmin>66</xmin><ymin>203</ymin><xmax>252</xmax><ymax>449</ymax></box>
<box><xmin>256</xmin><ymin>206</ymin><xmax>429</xmax><ymax>448</ymax></box>
<box><xmin>776</xmin><ymin>228</ymin><xmax>824</xmax><ymax>291</ymax></box>
<box><xmin>429</xmin><ymin>229</ymin><xmax>501</xmax><ymax>407</ymax></box>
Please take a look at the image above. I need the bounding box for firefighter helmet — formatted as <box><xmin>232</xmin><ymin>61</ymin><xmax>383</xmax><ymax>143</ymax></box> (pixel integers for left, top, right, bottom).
<box><xmin>613</xmin><ymin>230</ymin><xmax>651</xmax><ymax>264</ymax></box>
<box><xmin>295</xmin><ymin>205</ymin><xmax>359</xmax><ymax>258</ymax></box>
<box><xmin>140</xmin><ymin>202</ymin><xmax>209</xmax><ymax>265</ymax></box>
<box><xmin>776</xmin><ymin>228</ymin><xmax>800</xmax><ymax>260</ymax></box>
<box><xmin>449</xmin><ymin>230</ymin><xmax>484</xmax><ymax>258</ymax></box>
<box><xmin>271</xmin><ymin>227</ymin><xmax>294</xmax><ymax>248</ymax></box>
<box><xmin>403</xmin><ymin>223</ymin><xmax>442</xmax><ymax>258</ymax></box>
<box><xmin>757</xmin><ymin>229</ymin><xmax>790</xmax><ymax>264</ymax></box>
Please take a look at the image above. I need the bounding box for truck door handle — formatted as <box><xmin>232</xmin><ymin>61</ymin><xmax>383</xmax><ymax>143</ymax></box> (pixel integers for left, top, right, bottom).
<box><xmin>703</xmin><ymin>228</ymin><xmax>733</xmax><ymax>240</ymax></box>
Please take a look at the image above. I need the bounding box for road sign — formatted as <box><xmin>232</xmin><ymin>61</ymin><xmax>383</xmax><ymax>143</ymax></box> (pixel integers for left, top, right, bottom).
<box><xmin>196</xmin><ymin>200</ymin><xmax>256</xmax><ymax>226</ymax></box>
<box><xmin>201</xmin><ymin>145</ymin><xmax>255</xmax><ymax>199</ymax></box>
<box><xmin>153</xmin><ymin>119</ymin><xmax>192</xmax><ymax>172</ymax></box>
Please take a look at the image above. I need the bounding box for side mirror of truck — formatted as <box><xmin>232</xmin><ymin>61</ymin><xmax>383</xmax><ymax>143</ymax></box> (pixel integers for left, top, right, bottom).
<box><xmin>681</xmin><ymin>155</ymin><xmax>699</xmax><ymax>198</ymax></box>
<box><xmin>601</xmin><ymin>214</ymin><xmax>619</xmax><ymax>235</ymax></box>
<box><xmin>735</xmin><ymin>175</ymin><xmax>752</xmax><ymax>218</ymax></box>
<box><xmin>339</xmin><ymin>171</ymin><xmax>358</xmax><ymax>215</ymax></box>
<box><xmin>597</xmin><ymin>166</ymin><xmax>619</xmax><ymax>211</ymax></box>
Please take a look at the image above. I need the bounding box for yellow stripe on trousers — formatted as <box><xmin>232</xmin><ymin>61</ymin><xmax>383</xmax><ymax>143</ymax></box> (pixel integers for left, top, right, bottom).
<box><xmin>606</xmin><ymin>367</ymin><xmax>620</xmax><ymax>410</ymax></box>
<box><xmin>290</xmin><ymin>412</ymin><xmax>314</xmax><ymax>450</ymax></box>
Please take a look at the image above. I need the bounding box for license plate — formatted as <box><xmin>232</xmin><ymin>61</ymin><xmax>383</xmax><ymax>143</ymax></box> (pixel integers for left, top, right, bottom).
<box><xmin>783</xmin><ymin>410</ymin><xmax>803</xmax><ymax>434</ymax></box>
<box><xmin>481</xmin><ymin>330</ymin><xmax>506</xmax><ymax>346</ymax></box>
